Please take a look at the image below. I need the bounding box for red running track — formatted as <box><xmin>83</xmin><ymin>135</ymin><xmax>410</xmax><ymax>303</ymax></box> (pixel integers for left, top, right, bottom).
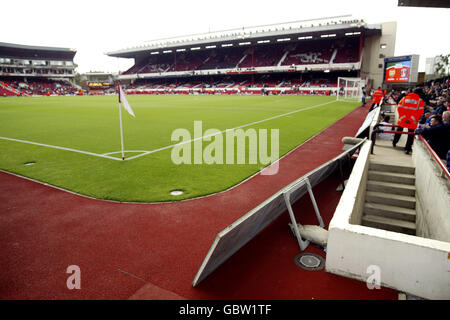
<box><xmin>0</xmin><ymin>105</ymin><xmax>397</xmax><ymax>300</ymax></box>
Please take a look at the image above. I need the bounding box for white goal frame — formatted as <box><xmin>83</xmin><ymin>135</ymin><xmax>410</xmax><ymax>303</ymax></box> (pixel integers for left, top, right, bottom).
<box><xmin>336</xmin><ymin>77</ymin><xmax>366</xmax><ymax>102</ymax></box>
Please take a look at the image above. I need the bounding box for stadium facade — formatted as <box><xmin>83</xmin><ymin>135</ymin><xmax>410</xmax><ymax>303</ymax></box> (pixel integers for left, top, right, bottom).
<box><xmin>0</xmin><ymin>42</ymin><xmax>76</xmax><ymax>79</ymax></box>
<box><xmin>107</xmin><ymin>16</ymin><xmax>396</xmax><ymax>93</ymax></box>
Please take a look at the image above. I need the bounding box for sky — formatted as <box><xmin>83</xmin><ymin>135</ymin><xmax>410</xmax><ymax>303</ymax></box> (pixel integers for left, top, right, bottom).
<box><xmin>2</xmin><ymin>0</ymin><xmax>449</xmax><ymax>73</ymax></box>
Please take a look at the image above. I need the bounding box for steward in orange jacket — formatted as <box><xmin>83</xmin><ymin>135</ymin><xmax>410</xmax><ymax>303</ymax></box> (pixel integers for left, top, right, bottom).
<box><xmin>369</xmin><ymin>87</ymin><xmax>384</xmax><ymax>111</ymax></box>
<box><xmin>392</xmin><ymin>90</ymin><xmax>425</xmax><ymax>154</ymax></box>
<box><xmin>372</xmin><ymin>88</ymin><xmax>384</xmax><ymax>104</ymax></box>
<box><xmin>396</xmin><ymin>92</ymin><xmax>425</xmax><ymax>129</ymax></box>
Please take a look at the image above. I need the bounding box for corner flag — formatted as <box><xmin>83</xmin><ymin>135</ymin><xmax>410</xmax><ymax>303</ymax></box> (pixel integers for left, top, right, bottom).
<box><xmin>118</xmin><ymin>84</ymin><xmax>135</xmax><ymax>117</ymax></box>
<box><xmin>117</xmin><ymin>83</ymin><xmax>135</xmax><ymax>160</ymax></box>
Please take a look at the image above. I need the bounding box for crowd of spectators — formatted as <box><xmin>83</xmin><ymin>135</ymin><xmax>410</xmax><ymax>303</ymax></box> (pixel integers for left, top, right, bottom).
<box><xmin>117</xmin><ymin>73</ymin><xmax>343</xmax><ymax>96</ymax></box>
<box><xmin>378</xmin><ymin>77</ymin><xmax>450</xmax><ymax>172</ymax></box>
<box><xmin>120</xmin><ymin>77</ymin><xmax>338</xmax><ymax>96</ymax></box>
<box><xmin>0</xmin><ymin>79</ymin><xmax>78</xmax><ymax>96</ymax></box>
<box><xmin>415</xmin><ymin>78</ymin><xmax>450</xmax><ymax>170</ymax></box>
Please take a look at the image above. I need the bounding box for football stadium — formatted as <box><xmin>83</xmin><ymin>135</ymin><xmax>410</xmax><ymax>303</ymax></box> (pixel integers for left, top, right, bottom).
<box><xmin>0</xmin><ymin>1</ymin><xmax>449</xmax><ymax>307</ymax></box>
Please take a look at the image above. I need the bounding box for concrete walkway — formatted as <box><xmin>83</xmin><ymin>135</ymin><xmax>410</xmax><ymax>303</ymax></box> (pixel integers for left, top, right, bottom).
<box><xmin>370</xmin><ymin>137</ymin><xmax>414</xmax><ymax>168</ymax></box>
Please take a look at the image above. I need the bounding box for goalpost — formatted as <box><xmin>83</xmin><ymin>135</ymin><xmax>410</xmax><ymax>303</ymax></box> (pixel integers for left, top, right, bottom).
<box><xmin>336</xmin><ymin>77</ymin><xmax>366</xmax><ymax>102</ymax></box>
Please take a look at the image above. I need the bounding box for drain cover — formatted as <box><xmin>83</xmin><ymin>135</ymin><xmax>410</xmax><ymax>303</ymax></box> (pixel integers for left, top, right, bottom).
<box><xmin>170</xmin><ymin>190</ymin><xmax>184</xmax><ymax>196</ymax></box>
<box><xmin>294</xmin><ymin>253</ymin><xmax>325</xmax><ymax>271</ymax></box>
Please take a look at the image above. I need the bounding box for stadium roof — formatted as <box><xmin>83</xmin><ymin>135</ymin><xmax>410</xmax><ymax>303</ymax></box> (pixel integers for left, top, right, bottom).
<box><xmin>106</xmin><ymin>16</ymin><xmax>382</xmax><ymax>59</ymax></box>
<box><xmin>398</xmin><ymin>0</ymin><xmax>450</xmax><ymax>8</ymax></box>
<box><xmin>0</xmin><ymin>42</ymin><xmax>77</xmax><ymax>60</ymax></box>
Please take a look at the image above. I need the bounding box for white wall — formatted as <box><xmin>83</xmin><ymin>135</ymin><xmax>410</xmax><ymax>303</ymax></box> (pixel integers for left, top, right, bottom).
<box><xmin>326</xmin><ymin>140</ymin><xmax>450</xmax><ymax>299</ymax></box>
<box><xmin>327</xmin><ymin>226</ymin><xmax>450</xmax><ymax>299</ymax></box>
<box><xmin>413</xmin><ymin>138</ymin><xmax>450</xmax><ymax>242</ymax></box>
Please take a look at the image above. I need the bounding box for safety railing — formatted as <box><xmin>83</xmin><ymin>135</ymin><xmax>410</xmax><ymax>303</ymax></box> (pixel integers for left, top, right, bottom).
<box><xmin>370</xmin><ymin>121</ymin><xmax>449</xmax><ymax>179</ymax></box>
<box><xmin>369</xmin><ymin>123</ymin><xmax>414</xmax><ymax>154</ymax></box>
<box><xmin>417</xmin><ymin>134</ymin><xmax>450</xmax><ymax>179</ymax></box>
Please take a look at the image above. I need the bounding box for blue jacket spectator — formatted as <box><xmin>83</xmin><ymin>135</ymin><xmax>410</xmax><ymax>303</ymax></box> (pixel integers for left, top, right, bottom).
<box><xmin>415</xmin><ymin>115</ymin><xmax>450</xmax><ymax>160</ymax></box>
<box><xmin>433</xmin><ymin>97</ymin><xmax>447</xmax><ymax>114</ymax></box>
<box><xmin>447</xmin><ymin>150</ymin><xmax>450</xmax><ymax>173</ymax></box>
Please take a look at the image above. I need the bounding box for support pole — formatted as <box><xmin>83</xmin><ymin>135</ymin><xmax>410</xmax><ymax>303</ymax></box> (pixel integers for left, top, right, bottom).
<box><xmin>283</xmin><ymin>177</ymin><xmax>325</xmax><ymax>251</ymax></box>
<box><xmin>338</xmin><ymin>159</ymin><xmax>346</xmax><ymax>191</ymax></box>
<box><xmin>283</xmin><ymin>191</ymin><xmax>309</xmax><ymax>251</ymax></box>
<box><xmin>305</xmin><ymin>179</ymin><xmax>324</xmax><ymax>228</ymax></box>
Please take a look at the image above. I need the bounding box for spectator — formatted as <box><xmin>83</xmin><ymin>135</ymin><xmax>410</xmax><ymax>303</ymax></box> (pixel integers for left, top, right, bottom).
<box><xmin>447</xmin><ymin>149</ymin><xmax>450</xmax><ymax>173</ymax></box>
<box><xmin>361</xmin><ymin>86</ymin><xmax>366</xmax><ymax>107</ymax></box>
<box><xmin>378</xmin><ymin>115</ymin><xmax>394</xmax><ymax>141</ymax></box>
<box><xmin>396</xmin><ymin>90</ymin><xmax>407</xmax><ymax>104</ymax></box>
<box><xmin>444</xmin><ymin>111</ymin><xmax>450</xmax><ymax>125</ymax></box>
<box><xmin>445</xmin><ymin>97</ymin><xmax>450</xmax><ymax>112</ymax></box>
<box><xmin>415</xmin><ymin>114</ymin><xmax>450</xmax><ymax>160</ymax></box>
<box><xmin>434</xmin><ymin>97</ymin><xmax>447</xmax><ymax>115</ymax></box>
<box><xmin>418</xmin><ymin>110</ymin><xmax>432</xmax><ymax>127</ymax></box>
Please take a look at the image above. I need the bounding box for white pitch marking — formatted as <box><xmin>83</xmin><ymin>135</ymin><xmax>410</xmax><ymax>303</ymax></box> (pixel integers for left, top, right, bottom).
<box><xmin>102</xmin><ymin>150</ymin><xmax>149</xmax><ymax>156</ymax></box>
<box><xmin>0</xmin><ymin>136</ymin><xmax>122</xmax><ymax>161</ymax></box>
<box><xmin>1</xmin><ymin>100</ymin><xmax>341</xmax><ymax>162</ymax></box>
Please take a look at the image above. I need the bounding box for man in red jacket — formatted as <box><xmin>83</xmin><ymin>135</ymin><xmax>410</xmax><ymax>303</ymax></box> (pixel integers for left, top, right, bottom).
<box><xmin>392</xmin><ymin>88</ymin><xmax>425</xmax><ymax>154</ymax></box>
<box><xmin>370</xmin><ymin>87</ymin><xmax>384</xmax><ymax>111</ymax></box>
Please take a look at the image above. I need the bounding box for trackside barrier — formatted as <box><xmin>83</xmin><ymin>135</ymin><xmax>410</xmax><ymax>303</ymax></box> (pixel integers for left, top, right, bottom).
<box><xmin>355</xmin><ymin>103</ymin><xmax>381</xmax><ymax>139</ymax></box>
<box><xmin>192</xmin><ymin>139</ymin><xmax>366</xmax><ymax>287</ymax></box>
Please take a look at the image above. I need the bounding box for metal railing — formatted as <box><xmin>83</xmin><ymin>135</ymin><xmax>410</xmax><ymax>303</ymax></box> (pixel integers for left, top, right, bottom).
<box><xmin>370</xmin><ymin>121</ymin><xmax>449</xmax><ymax>179</ymax></box>
<box><xmin>369</xmin><ymin>122</ymin><xmax>413</xmax><ymax>154</ymax></box>
<box><xmin>418</xmin><ymin>134</ymin><xmax>450</xmax><ymax>179</ymax></box>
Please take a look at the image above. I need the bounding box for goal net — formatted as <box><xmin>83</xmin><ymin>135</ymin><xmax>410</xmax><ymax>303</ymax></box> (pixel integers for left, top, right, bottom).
<box><xmin>336</xmin><ymin>77</ymin><xmax>365</xmax><ymax>101</ymax></box>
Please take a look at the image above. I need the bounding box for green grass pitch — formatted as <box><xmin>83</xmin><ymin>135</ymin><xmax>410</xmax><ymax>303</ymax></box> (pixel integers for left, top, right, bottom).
<box><xmin>0</xmin><ymin>95</ymin><xmax>359</xmax><ymax>202</ymax></box>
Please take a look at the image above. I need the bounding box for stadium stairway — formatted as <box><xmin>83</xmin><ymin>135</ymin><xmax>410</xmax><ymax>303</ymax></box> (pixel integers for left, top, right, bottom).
<box><xmin>361</xmin><ymin>101</ymin><xmax>417</xmax><ymax>236</ymax></box>
<box><xmin>0</xmin><ymin>82</ymin><xmax>21</xmax><ymax>96</ymax></box>
<box><xmin>362</xmin><ymin>161</ymin><xmax>416</xmax><ymax>236</ymax></box>
<box><xmin>277</xmin><ymin>50</ymin><xmax>290</xmax><ymax>66</ymax></box>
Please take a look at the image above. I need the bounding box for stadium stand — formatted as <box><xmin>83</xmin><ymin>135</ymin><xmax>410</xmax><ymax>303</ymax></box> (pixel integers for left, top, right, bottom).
<box><xmin>106</xmin><ymin>16</ymin><xmax>390</xmax><ymax>97</ymax></box>
<box><xmin>122</xmin><ymin>71</ymin><xmax>344</xmax><ymax>96</ymax></box>
<box><xmin>0</xmin><ymin>42</ymin><xmax>78</xmax><ymax>96</ymax></box>
<box><xmin>122</xmin><ymin>37</ymin><xmax>360</xmax><ymax>77</ymax></box>
<box><xmin>0</xmin><ymin>84</ymin><xmax>19</xmax><ymax>97</ymax></box>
